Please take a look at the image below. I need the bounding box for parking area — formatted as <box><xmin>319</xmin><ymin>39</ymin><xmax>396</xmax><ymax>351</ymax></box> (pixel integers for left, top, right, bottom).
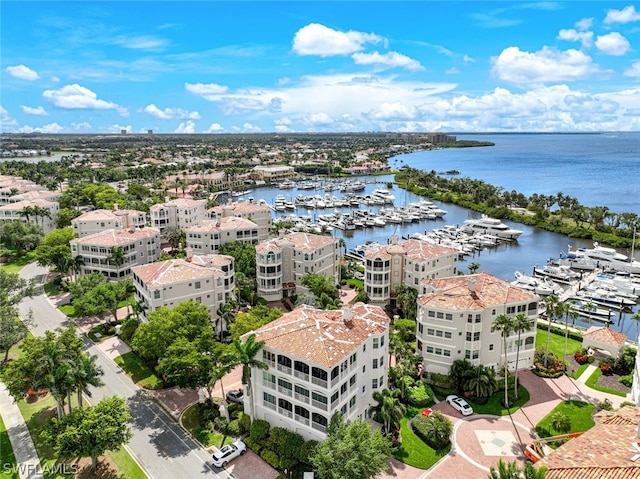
<box><xmin>221</xmin><ymin>449</ymin><xmax>279</xmax><ymax>479</ymax></box>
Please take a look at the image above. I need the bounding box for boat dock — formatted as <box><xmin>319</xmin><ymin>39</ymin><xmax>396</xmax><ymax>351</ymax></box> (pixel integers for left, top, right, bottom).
<box><xmin>559</xmin><ymin>270</ymin><xmax>599</xmax><ymax>302</ymax></box>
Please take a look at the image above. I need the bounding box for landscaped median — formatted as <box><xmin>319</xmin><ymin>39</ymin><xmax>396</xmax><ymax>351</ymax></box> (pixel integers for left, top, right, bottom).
<box><xmin>393</xmin><ymin>415</ymin><xmax>450</xmax><ymax>469</ymax></box>
<box><xmin>113</xmin><ymin>352</ymin><xmax>164</xmax><ymax>390</ymax></box>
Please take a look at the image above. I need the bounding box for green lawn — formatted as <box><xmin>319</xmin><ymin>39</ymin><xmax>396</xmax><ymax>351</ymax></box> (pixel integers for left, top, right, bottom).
<box><xmin>468</xmin><ymin>385</ymin><xmax>530</xmax><ymax>415</ymax></box>
<box><xmin>16</xmin><ymin>393</ymin><xmax>147</xmax><ymax>479</ymax></box>
<box><xmin>43</xmin><ymin>281</ymin><xmax>63</xmax><ymax>297</ymax></box>
<box><xmin>0</xmin><ymin>253</ymin><xmax>35</xmax><ymax>274</ymax></box>
<box><xmin>181</xmin><ymin>404</ymin><xmax>234</xmax><ymax>448</ymax></box>
<box><xmin>536</xmin><ymin>400</ymin><xmax>595</xmax><ymax>438</ymax></box>
<box><xmin>585</xmin><ymin>368</ymin><xmax>628</xmax><ymax>397</ymax></box>
<box><xmin>0</xmin><ymin>416</ymin><xmax>19</xmax><ymax>479</ymax></box>
<box><xmin>113</xmin><ymin>352</ymin><xmax>163</xmax><ymax>390</ymax></box>
<box><xmin>392</xmin><ymin>417</ymin><xmax>450</xmax><ymax>469</ymax></box>
<box><xmin>57</xmin><ymin>304</ymin><xmax>79</xmax><ymax>318</ymax></box>
<box><xmin>567</xmin><ymin>362</ymin><xmax>590</xmax><ymax>380</ymax></box>
<box><xmin>536</xmin><ymin>328</ymin><xmax>583</xmax><ymax>359</ymax></box>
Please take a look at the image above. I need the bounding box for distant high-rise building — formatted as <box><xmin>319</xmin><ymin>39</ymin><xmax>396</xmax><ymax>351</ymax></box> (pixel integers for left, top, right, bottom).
<box><xmin>120</xmin><ymin>129</ymin><xmax>127</xmax><ymax>135</ymax></box>
<box><xmin>147</xmin><ymin>130</ymin><xmax>153</xmax><ymax>135</ymax></box>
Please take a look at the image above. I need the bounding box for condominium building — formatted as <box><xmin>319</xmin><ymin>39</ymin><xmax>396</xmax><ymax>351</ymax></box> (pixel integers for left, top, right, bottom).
<box><xmin>8</xmin><ymin>190</ymin><xmax>61</xmax><ymax>204</ymax></box>
<box><xmin>0</xmin><ymin>199</ymin><xmax>59</xmax><ymax>233</ymax></box>
<box><xmin>149</xmin><ymin>198</ymin><xmax>207</xmax><ymax>234</ymax></box>
<box><xmin>185</xmin><ymin>216</ymin><xmax>261</xmax><ymax>254</ymax></box>
<box><xmin>246</xmin><ymin>302</ymin><xmax>390</xmax><ymax>441</ymax></box>
<box><xmin>0</xmin><ymin>176</ymin><xmax>43</xmax><ymax>204</ymax></box>
<box><xmin>70</xmin><ymin>227</ymin><xmax>161</xmax><ymax>280</ymax></box>
<box><xmin>131</xmin><ymin>252</ymin><xmax>235</xmax><ymax>332</ymax></box>
<box><xmin>363</xmin><ymin>236</ymin><xmax>458</xmax><ymax>304</ymax></box>
<box><xmin>251</xmin><ymin>165</ymin><xmax>295</xmax><ymax>182</ymax></box>
<box><xmin>71</xmin><ymin>206</ymin><xmax>147</xmax><ymax>237</ymax></box>
<box><xmin>255</xmin><ymin>232</ymin><xmax>340</xmax><ymax>302</ymax></box>
<box><xmin>416</xmin><ymin>272</ymin><xmax>539</xmax><ymax>375</ymax></box>
<box><xmin>208</xmin><ymin>199</ymin><xmax>272</xmax><ymax>241</ymax></box>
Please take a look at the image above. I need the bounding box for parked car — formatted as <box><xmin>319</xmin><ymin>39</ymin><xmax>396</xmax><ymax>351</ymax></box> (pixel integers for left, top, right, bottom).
<box><xmin>445</xmin><ymin>395</ymin><xmax>474</xmax><ymax>416</ymax></box>
<box><xmin>226</xmin><ymin>389</ymin><xmax>244</xmax><ymax>405</ymax></box>
<box><xmin>211</xmin><ymin>439</ymin><xmax>246</xmax><ymax>468</ymax></box>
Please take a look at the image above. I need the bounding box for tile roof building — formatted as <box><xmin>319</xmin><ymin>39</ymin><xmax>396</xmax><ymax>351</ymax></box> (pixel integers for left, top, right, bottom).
<box><xmin>208</xmin><ymin>199</ymin><xmax>272</xmax><ymax>241</ymax></box>
<box><xmin>0</xmin><ymin>199</ymin><xmax>59</xmax><ymax>233</ymax></box>
<box><xmin>71</xmin><ymin>206</ymin><xmax>147</xmax><ymax>237</ymax></box>
<box><xmin>255</xmin><ymin>232</ymin><xmax>340</xmax><ymax>302</ymax></box>
<box><xmin>131</xmin><ymin>252</ymin><xmax>235</xmax><ymax>333</ymax></box>
<box><xmin>251</xmin><ymin>165</ymin><xmax>295</xmax><ymax>182</ymax></box>
<box><xmin>363</xmin><ymin>236</ymin><xmax>459</xmax><ymax>304</ymax></box>
<box><xmin>70</xmin><ymin>227</ymin><xmax>161</xmax><ymax>280</ymax></box>
<box><xmin>417</xmin><ymin>272</ymin><xmax>539</xmax><ymax>374</ymax></box>
<box><xmin>582</xmin><ymin>326</ymin><xmax>628</xmax><ymax>357</ymax></box>
<box><xmin>185</xmin><ymin>216</ymin><xmax>261</xmax><ymax>254</ymax></box>
<box><xmin>245</xmin><ymin>303</ymin><xmax>391</xmax><ymax>441</ymax></box>
<box><xmin>149</xmin><ymin>198</ymin><xmax>207</xmax><ymax>234</ymax></box>
<box><xmin>537</xmin><ymin>406</ymin><xmax>640</xmax><ymax>479</ymax></box>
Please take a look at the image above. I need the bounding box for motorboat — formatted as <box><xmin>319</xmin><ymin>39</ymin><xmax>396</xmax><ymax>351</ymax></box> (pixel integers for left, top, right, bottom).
<box><xmin>371</xmin><ymin>188</ymin><xmax>396</xmax><ymax>203</ymax></box>
<box><xmin>511</xmin><ymin>271</ymin><xmax>562</xmax><ymax>296</ymax></box>
<box><xmin>571</xmin><ymin>300</ymin><xmax>614</xmax><ymax>323</ymax></box>
<box><xmin>575</xmin><ymin>288</ymin><xmax>636</xmax><ymax>309</ymax></box>
<box><xmin>533</xmin><ymin>264</ymin><xmax>580</xmax><ymax>284</ymax></box>
<box><xmin>571</xmin><ymin>243</ymin><xmax>640</xmax><ymax>274</ymax></box>
<box><xmin>461</xmin><ymin>215</ymin><xmax>523</xmax><ymax>240</ymax></box>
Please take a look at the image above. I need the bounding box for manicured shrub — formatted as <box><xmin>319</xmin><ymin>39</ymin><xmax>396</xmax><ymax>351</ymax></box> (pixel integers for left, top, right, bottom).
<box><xmin>238</xmin><ymin>411</ymin><xmax>251</xmax><ymax>433</ymax></box>
<box><xmin>243</xmin><ymin>436</ymin><xmax>262</xmax><ymax>454</ymax></box>
<box><xmin>411</xmin><ymin>411</ymin><xmax>452</xmax><ymax>450</ymax></box>
<box><xmin>250</xmin><ymin>419</ymin><xmax>270</xmax><ymax>441</ymax></box>
<box><xmin>406</xmin><ymin>380</ymin><xmax>433</xmax><ymax>408</ymax></box>
<box><xmin>227</xmin><ymin>418</ymin><xmax>242</xmax><ymax>437</ymax></box>
<box><xmin>260</xmin><ymin>449</ymin><xmax>280</xmax><ymax>469</ymax></box>
<box><xmin>619</xmin><ymin>374</ymin><xmax>633</xmax><ymax>387</ymax></box>
<box><xmin>574</xmin><ymin>349</ymin><xmax>590</xmax><ymax>365</ymax></box>
<box><xmin>600</xmin><ymin>361</ymin><xmax>613</xmax><ymax>375</ymax></box>
<box><xmin>118</xmin><ymin>317</ymin><xmax>139</xmax><ymax>341</ymax></box>
<box><xmin>214</xmin><ymin>416</ymin><xmax>228</xmax><ymax>433</ymax></box>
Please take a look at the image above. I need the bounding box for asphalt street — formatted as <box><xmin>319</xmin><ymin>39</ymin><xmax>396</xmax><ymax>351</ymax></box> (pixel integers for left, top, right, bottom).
<box><xmin>17</xmin><ymin>262</ymin><xmax>231</xmax><ymax>479</ymax></box>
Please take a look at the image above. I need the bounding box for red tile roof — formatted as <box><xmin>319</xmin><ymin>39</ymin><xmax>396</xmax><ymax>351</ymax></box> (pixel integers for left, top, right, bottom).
<box><xmin>583</xmin><ymin>326</ymin><xmax>627</xmax><ymax>346</ymax></box>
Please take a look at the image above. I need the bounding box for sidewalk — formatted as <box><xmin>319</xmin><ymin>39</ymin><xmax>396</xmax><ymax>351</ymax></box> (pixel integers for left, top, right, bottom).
<box><xmin>0</xmin><ymin>381</ymin><xmax>43</xmax><ymax>479</ymax></box>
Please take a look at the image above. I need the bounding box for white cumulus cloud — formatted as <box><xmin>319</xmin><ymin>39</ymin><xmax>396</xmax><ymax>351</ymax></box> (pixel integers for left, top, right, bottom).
<box><xmin>352</xmin><ymin>51</ymin><xmax>423</xmax><ymax>71</ymax></box>
<box><xmin>292</xmin><ymin>23</ymin><xmax>382</xmax><ymax>57</ymax></box>
<box><xmin>6</xmin><ymin>65</ymin><xmax>40</xmax><ymax>81</ymax></box>
<box><xmin>18</xmin><ymin>123</ymin><xmax>64</xmax><ymax>134</ymax></box>
<box><xmin>71</xmin><ymin>122</ymin><xmax>92</xmax><ymax>131</ymax></box>
<box><xmin>604</xmin><ymin>5</ymin><xmax>640</xmax><ymax>24</ymax></box>
<box><xmin>185</xmin><ymin>82</ymin><xmax>229</xmax><ymax>98</ymax></box>
<box><xmin>21</xmin><ymin>106</ymin><xmax>48</xmax><ymax>116</ymax></box>
<box><xmin>204</xmin><ymin>123</ymin><xmax>224</xmax><ymax>133</ymax></box>
<box><xmin>174</xmin><ymin>121</ymin><xmax>196</xmax><ymax>133</ymax></box>
<box><xmin>143</xmin><ymin>104</ymin><xmax>200</xmax><ymax>120</ymax></box>
<box><xmin>43</xmin><ymin>84</ymin><xmax>128</xmax><ymax>116</ymax></box>
<box><xmin>491</xmin><ymin>46</ymin><xmax>598</xmax><ymax>84</ymax></box>
<box><xmin>0</xmin><ymin>106</ymin><xmax>18</xmax><ymax>128</ymax></box>
<box><xmin>109</xmin><ymin>124</ymin><xmax>132</xmax><ymax>133</ymax></box>
<box><xmin>624</xmin><ymin>60</ymin><xmax>640</xmax><ymax>78</ymax></box>
<box><xmin>557</xmin><ymin>29</ymin><xmax>593</xmax><ymax>48</ymax></box>
<box><xmin>595</xmin><ymin>32</ymin><xmax>631</xmax><ymax>56</ymax></box>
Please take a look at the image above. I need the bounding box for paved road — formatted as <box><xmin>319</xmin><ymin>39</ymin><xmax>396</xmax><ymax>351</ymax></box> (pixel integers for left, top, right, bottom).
<box><xmin>17</xmin><ymin>263</ymin><xmax>231</xmax><ymax>479</ymax></box>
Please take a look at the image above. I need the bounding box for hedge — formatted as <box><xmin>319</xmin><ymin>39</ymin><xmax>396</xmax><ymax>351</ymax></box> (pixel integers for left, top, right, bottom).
<box><xmin>406</xmin><ymin>381</ymin><xmax>434</xmax><ymax>408</ymax></box>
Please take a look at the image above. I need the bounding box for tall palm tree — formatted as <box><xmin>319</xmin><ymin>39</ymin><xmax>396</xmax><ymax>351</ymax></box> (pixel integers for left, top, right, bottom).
<box><xmin>512</xmin><ymin>313</ymin><xmax>533</xmax><ymax>398</ymax></box>
<box><xmin>465</xmin><ymin>364</ymin><xmax>498</xmax><ymax>400</ymax></box>
<box><xmin>232</xmin><ymin>334</ymin><xmax>267</xmax><ymax>416</ymax></box>
<box><xmin>72</xmin><ymin>353</ymin><xmax>104</xmax><ymax>408</ymax></box>
<box><xmin>492</xmin><ymin>314</ymin><xmax>514</xmax><ymax>407</ymax></box>
<box><xmin>34</xmin><ymin>206</ymin><xmax>52</xmax><ymax>230</ymax></box>
<box><xmin>370</xmin><ymin>388</ymin><xmax>405</xmax><ymax>434</ymax></box>
<box><xmin>70</xmin><ymin>255</ymin><xmax>84</xmax><ymax>282</ymax></box>
<box><xmin>108</xmin><ymin>246</ymin><xmax>126</xmax><ymax>269</ymax></box>
<box><xmin>560</xmin><ymin>300</ymin><xmax>579</xmax><ymax>371</ymax></box>
<box><xmin>630</xmin><ymin>311</ymin><xmax>640</xmax><ymax>341</ymax></box>
<box><xmin>488</xmin><ymin>459</ymin><xmax>522</xmax><ymax>479</ymax></box>
<box><xmin>19</xmin><ymin>205</ymin><xmax>36</xmax><ymax>223</ymax></box>
<box><xmin>207</xmin><ymin>353</ymin><xmax>238</xmax><ymax>401</ymax></box>
<box><xmin>541</xmin><ymin>295</ymin><xmax>562</xmax><ymax>368</ymax></box>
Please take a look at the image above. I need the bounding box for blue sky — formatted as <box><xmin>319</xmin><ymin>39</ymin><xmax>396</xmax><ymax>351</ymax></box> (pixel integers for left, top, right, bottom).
<box><xmin>3</xmin><ymin>1</ymin><xmax>640</xmax><ymax>134</ymax></box>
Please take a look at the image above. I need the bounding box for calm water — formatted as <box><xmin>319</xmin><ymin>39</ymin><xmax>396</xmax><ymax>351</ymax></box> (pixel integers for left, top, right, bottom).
<box><xmin>245</xmin><ymin>133</ymin><xmax>640</xmax><ymax>334</ymax></box>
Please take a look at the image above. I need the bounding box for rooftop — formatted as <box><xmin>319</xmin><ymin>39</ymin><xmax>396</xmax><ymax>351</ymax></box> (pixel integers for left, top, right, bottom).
<box><xmin>0</xmin><ymin>199</ymin><xmax>58</xmax><ymax>210</ymax></box>
<box><xmin>71</xmin><ymin>227</ymin><xmax>160</xmax><ymax>246</ymax></box>
<box><xmin>364</xmin><ymin>238</ymin><xmax>458</xmax><ymax>261</ymax></box>
<box><xmin>150</xmin><ymin>198</ymin><xmax>206</xmax><ymax>210</ymax></box>
<box><xmin>72</xmin><ymin>208</ymin><xmax>145</xmax><ymax>222</ymax></box>
<box><xmin>256</xmin><ymin>232</ymin><xmax>337</xmax><ymax>254</ymax></box>
<box><xmin>186</xmin><ymin>216</ymin><xmax>258</xmax><ymax>233</ymax></box>
<box><xmin>417</xmin><ymin>272</ymin><xmax>539</xmax><ymax>310</ymax></box>
<box><xmin>583</xmin><ymin>326</ymin><xmax>627</xmax><ymax>346</ymax></box>
<box><xmin>246</xmin><ymin>303</ymin><xmax>390</xmax><ymax>368</ymax></box>
<box><xmin>132</xmin><ymin>254</ymin><xmax>232</xmax><ymax>286</ymax></box>
<box><xmin>537</xmin><ymin>406</ymin><xmax>640</xmax><ymax>479</ymax></box>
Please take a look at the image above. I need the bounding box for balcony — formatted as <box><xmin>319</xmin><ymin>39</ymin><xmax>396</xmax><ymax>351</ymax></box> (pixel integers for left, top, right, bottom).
<box><xmin>278</xmin><ymin>385</ymin><xmax>292</xmax><ymax>397</ymax></box>
<box><xmin>277</xmin><ymin>364</ymin><xmax>292</xmax><ymax>375</ymax></box>
<box><xmin>295</xmin><ymin>392</ymin><xmax>310</xmax><ymax>404</ymax></box>
<box><xmin>330</xmin><ymin>376</ymin><xmax>340</xmax><ymax>388</ymax></box>
<box><xmin>278</xmin><ymin>407</ymin><xmax>293</xmax><ymax>418</ymax></box>
<box><xmin>264</xmin><ymin>401</ymin><xmax>276</xmax><ymax>411</ymax></box>
<box><xmin>294</xmin><ymin>370</ymin><xmax>309</xmax><ymax>382</ymax></box>
<box><xmin>311</xmin><ymin>400</ymin><xmax>328</xmax><ymax>411</ymax></box>
<box><xmin>265</xmin><ymin>359</ymin><xmax>275</xmax><ymax>368</ymax></box>
<box><xmin>258</xmin><ymin>272</ymin><xmax>281</xmax><ymax>278</ymax></box>
<box><xmin>263</xmin><ymin>379</ymin><xmax>276</xmax><ymax>390</ymax></box>
<box><xmin>311</xmin><ymin>422</ymin><xmax>327</xmax><ymax>433</ymax></box>
<box><xmin>311</xmin><ymin>377</ymin><xmax>327</xmax><ymax>388</ymax></box>
<box><xmin>295</xmin><ymin>414</ymin><xmax>310</xmax><ymax>426</ymax></box>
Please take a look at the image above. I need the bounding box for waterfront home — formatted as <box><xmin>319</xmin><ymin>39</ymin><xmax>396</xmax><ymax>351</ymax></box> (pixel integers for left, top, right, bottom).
<box><xmin>0</xmin><ymin>199</ymin><xmax>59</xmax><ymax>234</ymax></box>
<box><xmin>185</xmin><ymin>216</ymin><xmax>261</xmax><ymax>254</ymax></box>
<box><xmin>250</xmin><ymin>165</ymin><xmax>296</xmax><ymax>183</ymax></box>
<box><xmin>245</xmin><ymin>303</ymin><xmax>390</xmax><ymax>441</ymax></box>
<box><xmin>208</xmin><ymin>199</ymin><xmax>272</xmax><ymax>241</ymax></box>
<box><xmin>71</xmin><ymin>205</ymin><xmax>147</xmax><ymax>237</ymax></box>
<box><xmin>417</xmin><ymin>273</ymin><xmax>539</xmax><ymax>374</ymax></box>
<box><xmin>149</xmin><ymin>198</ymin><xmax>207</xmax><ymax>235</ymax></box>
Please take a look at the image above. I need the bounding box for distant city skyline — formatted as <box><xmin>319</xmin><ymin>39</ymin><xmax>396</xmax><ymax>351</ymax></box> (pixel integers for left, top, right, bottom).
<box><xmin>3</xmin><ymin>1</ymin><xmax>640</xmax><ymax>134</ymax></box>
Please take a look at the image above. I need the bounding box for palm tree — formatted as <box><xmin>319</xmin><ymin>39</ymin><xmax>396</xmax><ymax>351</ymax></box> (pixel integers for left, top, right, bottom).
<box><xmin>492</xmin><ymin>314</ymin><xmax>514</xmax><ymax>407</ymax></box>
<box><xmin>550</xmin><ymin>411</ymin><xmax>571</xmax><ymax>435</ymax></box>
<box><xmin>33</xmin><ymin>206</ymin><xmax>52</xmax><ymax>230</ymax></box>
<box><xmin>630</xmin><ymin>311</ymin><xmax>640</xmax><ymax>341</ymax></box>
<box><xmin>19</xmin><ymin>205</ymin><xmax>36</xmax><ymax>223</ymax></box>
<box><xmin>70</xmin><ymin>255</ymin><xmax>84</xmax><ymax>282</ymax></box>
<box><xmin>560</xmin><ymin>300</ymin><xmax>579</xmax><ymax>371</ymax></box>
<box><xmin>72</xmin><ymin>353</ymin><xmax>104</xmax><ymax>408</ymax></box>
<box><xmin>421</xmin><ymin>411</ymin><xmax>453</xmax><ymax>450</ymax></box>
<box><xmin>207</xmin><ymin>354</ymin><xmax>238</xmax><ymax>401</ymax></box>
<box><xmin>231</xmin><ymin>334</ymin><xmax>268</xmax><ymax>416</ymax></box>
<box><xmin>465</xmin><ymin>365</ymin><xmax>498</xmax><ymax>400</ymax></box>
<box><xmin>488</xmin><ymin>459</ymin><xmax>522</xmax><ymax>479</ymax></box>
<box><xmin>512</xmin><ymin>313</ymin><xmax>533</xmax><ymax>398</ymax></box>
<box><xmin>541</xmin><ymin>295</ymin><xmax>562</xmax><ymax>368</ymax></box>
<box><xmin>371</xmin><ymin>388</ymin><xmax>405</xmax><ymax>434</ymax></box>
<box><xmin>216</xmin><ymin>297</ymin><xmax>237</xmax><ymax>338</ymax></box>
<box><xmin>108</xmin><ymin>246</ymin><xmax>126</xmax><ymax>269</ymax></box>
<box><xmin>468</xmin><ymin>262</ymin><xmax>480</xmax><ymax>274</ymax></box>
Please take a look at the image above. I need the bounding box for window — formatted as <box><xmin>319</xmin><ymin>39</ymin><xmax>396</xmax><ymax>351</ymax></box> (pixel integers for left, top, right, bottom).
<box><xmin>489</xmin><ymin>344</ymin><xmax>494</xmax><ymax>351</ymax></box>
<box><xmin>507</xmin><ymin>306</ymin><xmax>516</xmax><ymax>314</ymax></box>
<box><xmin>373</xmin><ymin>359</ymin><xmax>378</xmax><ymax>369</ymax></box>
<box><xmin>194</xmin><ymin>281</ymin><xmax>201</xmax><ymax>289</ymax></box>
<box><xmin>372</xmin><ymin>378</ymin><xmax>378</xmax><ymax>389</ymax></box>
<box><xmin>153</xmin><ymin>290</ymin><xmax>160</xmax><ymax>299</ymax></box>
<box><xmin>380</xmin><ymin>335</ymin><xmax>385</xmax><ymax>347</ymax></box>
<box><xmin>373</xmin><ymin>338</ymin><xmax>379</xmax><ymax>349</ymax></box>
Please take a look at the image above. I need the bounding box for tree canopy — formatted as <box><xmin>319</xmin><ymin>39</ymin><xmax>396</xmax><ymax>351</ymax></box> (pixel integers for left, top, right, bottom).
<box><xmin>229</xmin><ymin>304</ymin><xmax>282</xmax><ymax>340</ymax></box>
<box><xmin>219</xmin><ymin>241</ymin><xmax>256</xmax><ymax>277</ymax></box>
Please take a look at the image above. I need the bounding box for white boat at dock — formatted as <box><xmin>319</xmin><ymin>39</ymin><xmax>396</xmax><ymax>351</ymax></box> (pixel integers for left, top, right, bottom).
<box><xmin>461</xmin><ymin>215</ymin><xmax>523</xmax><ymax>240</ymax></box>
<box><xmin>569</xmin><ymin>242</ymin><xmax>640</xmax><ymax>274</ymax></box>
<box><xmin>511</xmin><ymin>271</ymin><xmax>563</xmax><ymax>296</ymax></box>
<box><xmin>533</xmin><ymin>264</ymin><xmax>580</xmax><ymax>284</ymax></box>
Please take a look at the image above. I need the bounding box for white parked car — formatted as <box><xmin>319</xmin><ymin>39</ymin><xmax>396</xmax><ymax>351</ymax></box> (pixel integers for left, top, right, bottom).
<box><xmin>211</xmin><ymin>439</ymin><xmax>246</xmax><ymax>468</ymax></box>
<box><xmin>445</xmin><ymin>395</ymin><xmax>474</xmax><ymax>416</ymax></box>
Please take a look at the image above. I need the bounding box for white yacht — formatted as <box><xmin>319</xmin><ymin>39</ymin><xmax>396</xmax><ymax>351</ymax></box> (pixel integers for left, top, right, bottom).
<box><xmin>511</xmin><ymin>271</ymin><xmax>562</xmax><ymax>296</ymax></box>
<box><xmin>533</xmin><ymin>264</ymin><xmax>580</xmax><ymax>284</ymax></box>
<box><xmin>371</xmin><ymin>188</ymin><xmax>396</xmax><ymax>203</ymax></box>
<box><xmin>461</xmin><ymin>215</ymin><xmax>523</xmax><ymax>240</ymax></box>
<box><xmin>573</xmin><ymin>243</ymin><xmax>640</xmax><ymax>274</ymax></box>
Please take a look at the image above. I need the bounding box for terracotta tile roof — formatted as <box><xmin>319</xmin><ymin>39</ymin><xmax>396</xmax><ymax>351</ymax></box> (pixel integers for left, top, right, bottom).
<box><xmin>247</xmin><ymin>303</ymin><xmax>390</xmax><ymax>368</ymax></box>
<box><xmin>72</xmin><ymin>209</ymin><xmax>144</xmax><ymax>222</ymax></box>
<box><xmin>584</xmin><ymin>326</ymin><xmax>627</xmax><ymax>346</ymax></box>
<box><xmin>281</xmin><ymin>232</ymin><xmax>337</xmax><ymax>252</ymax></box>
<box><xmin>364</xmin><ymin>238</ymin><xmax>458</xmax><ymax>261</ymax></box>
<box><xmin>211</xmin><ymin>201</ymin><xmax>271</xmax><ymax>215</ymax></box>
<box><xmin>189</xmin><ymin>253</ymin><xmax>233</xmax><ymax>268</ymax></box>
<box><xmin>0</xmin><ymin>199</ymin><xmax>57</xmax><ymax>210</ymax></box>
<box><xmin>255</xmin><ymin>238</ymin><xmax>283</xmax><ymax>254</ymax></box>
<box><xmin>150</xmin><ymin>198</ymin><xmax>206</xmax><ymax>210</ymax></box>
<box><xmin>132</xmin><ymin>255</ymin><xmax>229</xmax><ymax>286</ymax></box>
<box><xmin>9</xmin><ymin>190</ymin><xmax>59</xmax><ymax>201</ymax></box>
<box><xmin>417</xmin><ymin>272</ymin><xmax>538</xmax><ymax>310</ymax></box>
<box><xmin>538</xmin><ymin>406</ymin><xmax>640</xmax><ymax>479</ymax></box>
<box><xmin>71</xmin><ymin>227</ymin><xmax>160</xmax><ymax>246</ymax></box>
<box><xmin>186</xmin><ymin>216</ymin><xmax>258</xmax><ymax>233</ymax></box>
